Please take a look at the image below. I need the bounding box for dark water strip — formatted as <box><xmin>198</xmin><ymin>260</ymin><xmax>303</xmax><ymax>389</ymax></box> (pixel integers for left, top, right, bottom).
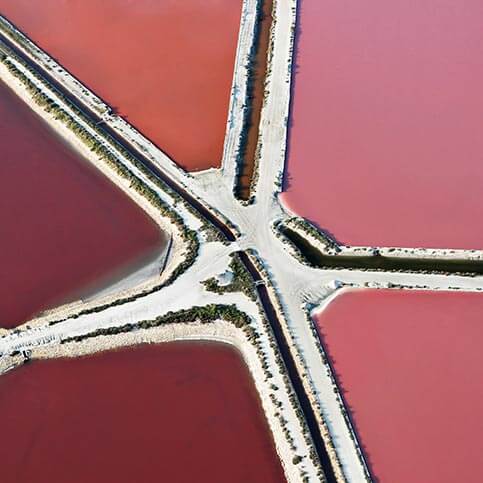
<box><xmin>283</xmin><ymin>227</ymin><xmax>483</xmax><ymax>276</ymax></box>
<box><xmin>235</xmin><ymin>0</ymin><xmax>273</xmax><ymax>201</ymax></box>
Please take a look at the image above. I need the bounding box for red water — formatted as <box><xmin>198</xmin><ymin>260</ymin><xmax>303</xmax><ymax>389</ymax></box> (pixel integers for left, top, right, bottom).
<box><xmin>0</xmin><ymin>81</ymin><xmax>162</xmax><ymax>329</ymax></box>
<box><xmin>0</xmin><ymin>0</ymin><xmax>242</xmax><ymax>171</ymax></box>
<box><xmin>315</xmin><ymin>289</ymin><xmax>483</xmax><ymax>482</ymax></box>
<box><xmin>0</xmin><ymin>342</ymin><xmax>286</xmax><ymax>483</ymax></box>
<box><xmin>282</xmin><ymin>0</ymin><xmax>483</xmax><ymax>249</ymax></box>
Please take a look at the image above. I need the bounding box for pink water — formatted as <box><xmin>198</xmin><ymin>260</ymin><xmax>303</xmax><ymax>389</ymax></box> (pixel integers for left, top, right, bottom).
<box><xmin>315</xmin><ymin>289</ymin><xmax>483</xmax><ymax>482</ymax></box>
<box><xmin>0</xmin><ymin>0</ymin><xmax>242</xmax><ymax>171</ymax></box>
<box><xmin>282</xmin><ymin>0</ymin><xmax>483</xmax><ymax>249</ymax></box>
<box><xmin>0</xmin><ymin>80</ymin><xmax>163</xmax><ymax>329</ymax></box>
<box><xmin>1</xmin><ymin>342</ymin><xmax>286</xmax><ymax>483</ymax></box>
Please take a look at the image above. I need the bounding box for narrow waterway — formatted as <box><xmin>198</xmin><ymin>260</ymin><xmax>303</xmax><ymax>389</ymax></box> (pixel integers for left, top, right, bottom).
<box><xmin>235</xmin><ymin>0</ymin><xmax>273</xmax><ymax>200</ymax></box>
<box><xmin>240</xmin><ymin>251</ymin><xmax>337</xmax><ymax>482</ymax></box>
<box><xmin>282</xmin><ymin>226</ymin><xmax>483</xmax><ymax>275</ymax></box>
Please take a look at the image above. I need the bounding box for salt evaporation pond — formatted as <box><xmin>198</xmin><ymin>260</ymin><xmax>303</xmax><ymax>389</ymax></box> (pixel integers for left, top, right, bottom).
<box><xmin>0</xmin><ymin>0</ymin><xmax>242</xmax><ymax>171</ymax></box>
<box><xmin>0</xmin><ymin>80</ymin><xmax>163</xmax><ymax>328</ymax></box>
<box><xmin>315</xmin><ymin>289</ymin><xmax>483</xmax><ymax>482</ymax></box>
<box><xmin>282</xmin><ymin>0</ymin><xmax>483</xmax><ymax>249</ymax></box>
<box><xmin>1</xmin><ymin>342</ymin><xmax>286</xmax><ymax>483</ymax></box>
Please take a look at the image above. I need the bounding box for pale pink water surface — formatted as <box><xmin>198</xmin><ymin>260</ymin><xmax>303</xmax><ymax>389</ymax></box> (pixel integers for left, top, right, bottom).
<box><xmin>315</xmin><ymin>289</ymin><xmax>483</xmax><ymax>482</ymax></box>
<box><xmin>282</xmin><ymin>0</ymin><xmax>483</xmax><ymax>249</ymax></box>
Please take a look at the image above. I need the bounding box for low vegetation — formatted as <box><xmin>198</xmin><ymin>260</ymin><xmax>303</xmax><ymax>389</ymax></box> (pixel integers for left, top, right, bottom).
<box><xmin>62</xmin><ymin>304</ymin><xmax>255</xmax><ymax>344</ymax></box>
<box><xmin>202</xmin><ymin>253</ymin><xmax>257</xmax><ymax>301</ymax></box>
<box><xmin>287</xmin><ymin>217</ymin><xmax>341</xmax><ymax>252</ymax></box>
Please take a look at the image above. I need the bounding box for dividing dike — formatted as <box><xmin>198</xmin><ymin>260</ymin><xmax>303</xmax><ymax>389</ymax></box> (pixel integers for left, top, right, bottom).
<box><xmin>240</xmin><ymin>252</ymin><xmax>337</xmax><ymax>483</ymax></box>
<box><xmin>283</xmin><ymin>226</ymin><xmax>483</xmax><ymax>276</ymax></box>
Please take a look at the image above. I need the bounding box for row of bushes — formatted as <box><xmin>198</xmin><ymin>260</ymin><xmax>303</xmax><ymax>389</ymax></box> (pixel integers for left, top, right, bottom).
<box><xmin>258</xmin><ymin>303</ymin><xmax>324</xmax><ymax>477</ymax></box>
<box><xmin>62</xmin><ymin>304</ymin><xmax>256</xmax><ymax>344</ymax></box>
<box><xmin>202</xmin><ymin>253</ymin><xmax>257</xmax><ymax>301</ymax></box>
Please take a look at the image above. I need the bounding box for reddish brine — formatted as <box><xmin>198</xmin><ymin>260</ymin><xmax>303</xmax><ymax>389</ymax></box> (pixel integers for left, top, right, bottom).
<box><xmin>0</xmin><ymin>81</ymin><xmax>163</xmax><ymax>328</ymax></box>
<box><xmin>282</xmin><ymin>0</ymin><xmax>483</xmax><ymax>249</ymax></box>
<box><xmin>315</xmin><ymin>289</ymin><xmax>483</xmax><ymax>482</ymax></box>
<box><xmin>0</xmin><ymin>342</ymin><xmax>286</xmax><ymax>483</ymax></box>
<box><xmin>0</xmin><ymin>0</ymin><xmax>243</xmax><ymax>171</ymax></box>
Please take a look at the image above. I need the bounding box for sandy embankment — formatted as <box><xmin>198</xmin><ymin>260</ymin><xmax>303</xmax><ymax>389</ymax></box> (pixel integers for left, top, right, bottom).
<box><xmin>0</xmin><ymin>353</ymin><xmax>24</xmax><ymax>374</ymax></box>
